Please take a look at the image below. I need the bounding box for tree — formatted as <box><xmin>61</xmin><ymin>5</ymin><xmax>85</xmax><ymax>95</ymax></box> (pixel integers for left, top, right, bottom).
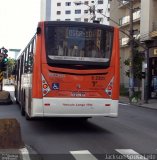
<box><xmin>124</xmin><ymin>44</ymin><xmax>144</xmax><ymax>102</ymax></box>
<box><xmin>3</xmin><ymin>58</ymin><xmax>16</xmax><ymax>79</ymax></box>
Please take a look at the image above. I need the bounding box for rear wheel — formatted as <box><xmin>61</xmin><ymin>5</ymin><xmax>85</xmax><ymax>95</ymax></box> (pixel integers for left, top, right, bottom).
<box><xmin>25</xmin><ymin>112</ymin><xmax>31</xmax><ymax>121</ymax></box>
<box><xmin>20</xmin><ymin>104</ymin><xmax>25</xmax><ymax>116</ymax></box>
<box><xmin>20</xmin><ymin>92</ymin><xmax>25</xmax><ymax>116</ymax></box>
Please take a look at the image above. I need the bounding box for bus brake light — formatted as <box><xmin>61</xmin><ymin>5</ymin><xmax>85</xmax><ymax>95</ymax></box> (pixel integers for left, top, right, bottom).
<box><xmin>43</xmin><ymin>84</ymin><xmax>48</xmax><ymax>89</ymax></box>
<box><xmin>42</xmin><ymin>74</ymin><xmax>51</xmax><ymax>96</ymax></box>
<box><xmin>105</xmin><ymin>77</ymin><xmax>114</xmax><ymax>97</ymax></box>
<box><xmin>107</xmin><ymin>85</ymin><xmax>112</xmax><ymax>90</ymax></box>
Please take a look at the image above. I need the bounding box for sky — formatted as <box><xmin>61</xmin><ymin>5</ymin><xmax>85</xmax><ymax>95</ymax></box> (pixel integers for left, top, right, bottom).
<box><xmin>0</xmin><ymin>0</ymin><xmax>40</xmax><ymax>58</ymax></box>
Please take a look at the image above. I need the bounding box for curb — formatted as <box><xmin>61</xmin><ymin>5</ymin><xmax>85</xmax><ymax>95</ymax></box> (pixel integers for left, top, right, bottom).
<box><xmin>0</xmin><ymin>119</ymin><xmax>41</xmax><ymax>160</ymax></box>
<box><xmin>119</xmin><ymin>101</ymin><xmax>157</xmax><ymax>110</ymax></box>
<box><xmin>133</xmin><ymin>103</ymin><xmax>157</xmax><ymax>110</ymax></box>
<box><xmin>24</xmin><ymin>145</ymin><xmax>42</xmax><ymax>160</ymax></box>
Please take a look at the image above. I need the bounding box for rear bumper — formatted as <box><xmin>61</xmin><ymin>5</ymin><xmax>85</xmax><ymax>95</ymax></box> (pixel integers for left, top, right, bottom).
<box><xmin>31</xmin><ymin>98</ymin><xmax>119</xmax><ymax>118</ymax></box>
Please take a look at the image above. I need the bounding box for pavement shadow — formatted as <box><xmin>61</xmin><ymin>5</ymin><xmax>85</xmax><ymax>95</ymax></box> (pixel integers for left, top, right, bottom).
<box><xmin>25</xmin><ymin>118</ymin><xmax>111</xmax><ymax>134</ymax></box>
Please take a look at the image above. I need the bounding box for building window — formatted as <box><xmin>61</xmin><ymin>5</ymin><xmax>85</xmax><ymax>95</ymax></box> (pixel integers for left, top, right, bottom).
<box><xmin>97</xmin><ymin>9</ymin><xmax>103</xmax><ymax>13</ymax></box>
<box><xmin>98</xmin><ymin>0</ymin><xmax>103</xmax><ymax>4</ymax></box>
<box><xmin>84</xmin><ymin>18</ymin><xmax>88</xmax><ymax>22</ymax></box>
<box><xmin>85</xmin><ymin>1</ymin><xmax>89</xmax><ymax>5</ymax></box>
<box><xmin>57</xmin><ymin>3</ymin><xmax>61</xmax><ymax>6</ymax></box>
<box><xmin>65</xmin><ymin>10</ymin><xmax>71</xmax><ymax>14</ymax></box>
<box><xmin>56</xmin><ymin>19</ymin><xmax>61</xmax><ymax>21</ymax></box>
<box><xmin>65</xmin><ymin>19</ymin><xmax>71</xmax><ymax>21</ymax></box>
<box><xmin>84</xmin><ymin>10</ymin><xmax>88</xmax><ymax>14</ymax></box>
<box><xmin>75</xmin><ymin>18</ymin><xmax>81</xmax><ymax>22</ymax></box>
<box><xmin>57</xmin><ymin>11</ymin><xmax>61</xmax><ymax>15</ymax></box>
<box><xmin>65</xmin><ymin>2</ymin><xmax>71</xmax><ymax>6</ymax></box>
<box><xmin>75</xmin><ymin>9</ymin><xmax>81</xmax><ymax>14</ymax></box>
<box><xmin>97</xmin><ymin>18</ymin><xmax>103</xmax><ymax>23</ymax></box>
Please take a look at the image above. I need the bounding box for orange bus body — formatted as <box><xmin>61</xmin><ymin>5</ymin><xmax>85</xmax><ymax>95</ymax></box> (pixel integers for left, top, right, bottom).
<box><xmin>15</xmin><ymin>21</ymin><xmax>120</xmax><ymax>120</ymax></box>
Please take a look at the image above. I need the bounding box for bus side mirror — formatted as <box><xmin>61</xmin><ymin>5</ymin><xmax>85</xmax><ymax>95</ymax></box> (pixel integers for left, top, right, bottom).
<box><xmin>37</xmin><ymin>27</ymin><xmax>41</xmax><ymax>35</ymax></box>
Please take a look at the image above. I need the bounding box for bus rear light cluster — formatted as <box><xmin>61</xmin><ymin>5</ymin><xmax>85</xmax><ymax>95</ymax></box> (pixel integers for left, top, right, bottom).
<box><xmin>42</xmin><ymin>74</ymin><xmax>51</xmax><ymax>96</ymax></box>
<box><xmin>105</xmin><ymin>77</ymin><xmax>114</xmax><ymax>97</ymax></box>
<box><xmin>107</xmin><ymin>85</ymin><xmax>112</xmax><ymax>90</ymax></box>
<box><xmin>43</xmin><ymin>84</ymin><xmax>48</xmax><ymax>89</ymax></box>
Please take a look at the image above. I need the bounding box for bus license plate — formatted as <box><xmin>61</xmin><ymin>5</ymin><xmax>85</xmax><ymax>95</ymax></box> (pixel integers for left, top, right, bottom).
<box><xmin>72</xmin><ymin>92</ymin><xmax>85</xmax><ymax>97</ymax></box>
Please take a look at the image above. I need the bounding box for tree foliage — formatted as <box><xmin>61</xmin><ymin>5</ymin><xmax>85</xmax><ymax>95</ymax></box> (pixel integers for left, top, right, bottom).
<box><xmin>3</xmin><ymin>58</ymin><xmax>16</xmax><ymax>78</ymax></box>
<box><xmin>123</xmin><ymin>45</ymin><xmax>145</xmax><ymax>101</ymax></box>
<box><xmin>124</xmin><ymin>48</ymin><xmax>144</xmax><ymax>80</ymax></box>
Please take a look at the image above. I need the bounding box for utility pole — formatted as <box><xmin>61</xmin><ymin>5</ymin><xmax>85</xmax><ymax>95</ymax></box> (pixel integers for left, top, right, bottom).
<box><xmin>129</xmin><ymin>0</ymin><xmax>135</xmax><ymax>102</ymax></box>
<box><xmin>89</xmin><ymin>4</ymin><xmax>96</xmax><ymax>21</ymax></box>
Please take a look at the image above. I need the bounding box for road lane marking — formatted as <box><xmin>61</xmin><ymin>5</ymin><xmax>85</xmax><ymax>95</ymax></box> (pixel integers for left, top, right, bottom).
<box><xmin>70</xmin><ymin>150</ymin><xmax>98</xmax><ymax>160</ymax></box>
<box><xmin>119</xmin><ymin>103</ymin><xmax>129</xmax><ymax>106</ymax></box>
<box><xmin>19</xmin><ymin>148</ymin><xmax>31</xmax><ymax>160</ymax></box>
<box><xmin>115</xmin><ymin>149</ymin><xmax>148</xmax><ymax>160</ymax></box>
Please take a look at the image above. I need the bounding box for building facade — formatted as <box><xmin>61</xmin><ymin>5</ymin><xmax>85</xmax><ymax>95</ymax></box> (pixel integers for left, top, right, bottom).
<box><xmin>109</xmin><ymin>0</ymin><xmax>157</xmax><ymax>100</ymax></box>
<box><xmin>40</xmin><ymin>0</ymin><xmax>110</xmax><ymax>24</ymax></box>
<box><xmin>109</xmin><ymin>0</ymin><xmax>141</xmax><ymax>88</ymax></box>
<box><xmin>140</xmin><ymin>0</ymin><xmax>157</xmax><ymax>99</ymax></box>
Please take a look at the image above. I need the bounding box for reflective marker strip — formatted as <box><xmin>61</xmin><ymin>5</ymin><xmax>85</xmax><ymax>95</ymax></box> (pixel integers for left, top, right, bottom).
<box><xmin>70</xmin><ymin>150</ymin><xmax>98</xmax><ymax>160</ymax></box>
<box><xmin>115</xmin><ymin>149</ymin><xmax>148</xmax><ymax>160</ymax></box>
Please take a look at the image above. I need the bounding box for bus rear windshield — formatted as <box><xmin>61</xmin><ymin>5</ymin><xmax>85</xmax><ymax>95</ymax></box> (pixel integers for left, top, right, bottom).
<box><xmin>45</xmin><ymin>25</ymin><xmax>113</xmax><ymax>65</ymax></box>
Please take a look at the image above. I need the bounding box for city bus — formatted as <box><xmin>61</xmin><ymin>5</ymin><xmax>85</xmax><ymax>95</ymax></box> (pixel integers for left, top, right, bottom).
<box><xmin>14</xmin><ymin>21</ymin><xmax>120</xmax><ymax>120</ymax></box>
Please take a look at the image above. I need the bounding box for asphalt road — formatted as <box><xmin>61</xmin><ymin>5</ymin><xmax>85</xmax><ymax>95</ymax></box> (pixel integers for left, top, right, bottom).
<box><xmin>0</xmin><ymin>87</ymin><xmax>157</xmax><ymax>160</ymax></box>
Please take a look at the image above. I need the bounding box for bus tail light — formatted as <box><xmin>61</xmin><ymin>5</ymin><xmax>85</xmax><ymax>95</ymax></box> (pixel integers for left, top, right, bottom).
<box><xmin>43</xmin><ymin>84</ymin><xmax>48</xmax><ymax>89</ymax></box>
<box><xmin>105</xmin><ymin>77</ymin><xmax>114</xmax><ymax>97</ymax></box>
<box><xmin>42</xmin><ymin>74</ymin><xmax>51</xmax><ymax>96</ymax></box>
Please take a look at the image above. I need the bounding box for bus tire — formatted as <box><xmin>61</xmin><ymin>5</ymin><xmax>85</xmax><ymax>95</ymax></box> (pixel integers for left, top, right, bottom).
<box><xmin>15</xmin><ymin>97</ymin><xmax>19</xmax><ymax>105</ymax></box>
<box><xmin>21</xmin><ymin>105</ymin><xmax>25</xmax><ymax>116</ymax></box>
<box><xmin>21</xmin><ymin>93</ymin><xmax>25</xmax><ymax>116</ymax></box>
<box><xmin>25</xmin><ymin>112</ymin><xmax>31</xmax><ymax>121</ymax></box>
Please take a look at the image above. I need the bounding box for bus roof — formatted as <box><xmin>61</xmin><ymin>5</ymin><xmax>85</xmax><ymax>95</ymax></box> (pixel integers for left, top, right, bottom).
<box><xmin>39</xmin><ymin>21</ymin><xmax>115</xmax><ymax>31</ymax></box>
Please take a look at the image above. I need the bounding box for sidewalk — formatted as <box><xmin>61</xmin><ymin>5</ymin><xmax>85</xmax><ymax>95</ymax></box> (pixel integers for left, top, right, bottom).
<box><xmin>119</xmin><ymin>96</ymin><xmax>157</xmax><ymax>110</ymax></box>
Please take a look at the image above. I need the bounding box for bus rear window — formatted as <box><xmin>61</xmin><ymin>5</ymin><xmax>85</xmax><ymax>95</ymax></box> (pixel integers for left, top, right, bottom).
<box><xmin>45</xmin><ymin>26</ymin><xmax>113</xmax><ymax>64</ymax></box>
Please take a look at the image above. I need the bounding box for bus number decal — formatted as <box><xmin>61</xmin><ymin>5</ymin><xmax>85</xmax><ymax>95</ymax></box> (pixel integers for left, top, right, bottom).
<box><xmin>92</xmin><ymin>76</ymin><xmax>105</xmax><ymax>81</ymax></box>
